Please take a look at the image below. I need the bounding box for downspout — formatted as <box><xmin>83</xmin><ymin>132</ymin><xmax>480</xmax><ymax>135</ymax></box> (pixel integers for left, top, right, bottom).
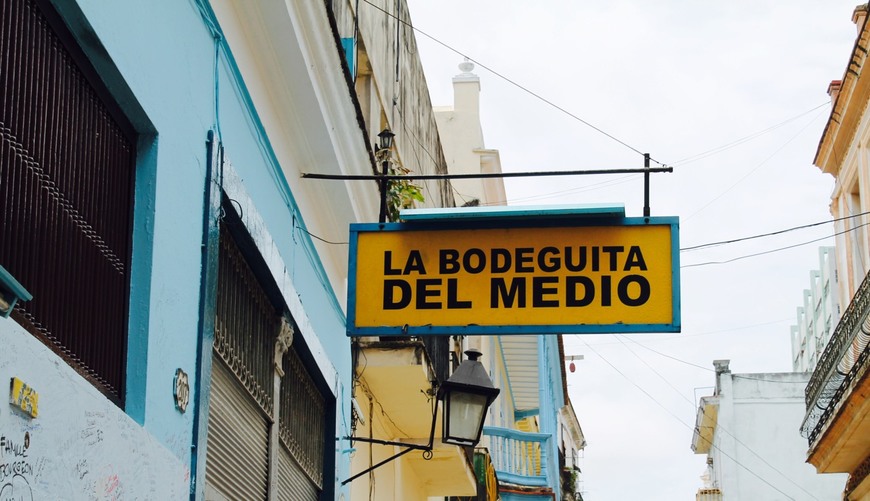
<box><xmin>189</xmin><ymin>130</ymin><xmax>223</xmax><ymax>500</ymax></box>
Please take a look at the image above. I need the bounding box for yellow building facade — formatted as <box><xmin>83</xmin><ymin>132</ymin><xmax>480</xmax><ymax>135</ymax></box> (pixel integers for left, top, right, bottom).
<box><xmin>805</xmin><ymin>5</ymin><xmax>870</xmax><ymax>500</ymax></box>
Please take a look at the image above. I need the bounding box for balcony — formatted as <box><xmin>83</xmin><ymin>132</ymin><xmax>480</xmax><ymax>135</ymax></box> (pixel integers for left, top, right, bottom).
<box><xmin>802</xmin><ymin>270</ymin><xmax>870</xmax><ymax>493</ymax></box>
<box><xmin>482</xmin><ymin>426</ymin><xmax>553</xmax><ymax>491</ymax></box>
<box><xmin>355</xmin><ymin>337</ymin><xmax>476</xmax><ymax>496</ymax></box>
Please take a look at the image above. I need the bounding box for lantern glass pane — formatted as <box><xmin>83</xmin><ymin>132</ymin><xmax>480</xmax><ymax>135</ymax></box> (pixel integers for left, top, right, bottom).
<box><xmin>447</xmin><ymin>391</ymin><xmax>488</xmax><ymax>442</ymax></box>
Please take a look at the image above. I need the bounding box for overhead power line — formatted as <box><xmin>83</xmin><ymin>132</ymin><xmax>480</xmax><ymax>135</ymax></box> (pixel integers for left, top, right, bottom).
<box><xmin>581</xmin><ymin>339</ymin><xmax>801</xmax><ymax>500</ymax></box>
<box><xmin>683</xmin><ymin>108</ymin><xmax>827</xmax><ymax>223</ymax></box>
<box><xmin>362</xmin><ymin>0</ymin><xmax>662</xmax><ymax>165</ymax></box>
<box><xmin>612</xmin><ymin>335</ymin><xmax>821</xmax><ymax>499</ymax></box>
<box><xmin>683</xmin><ymin>220</ymin><xmax>870</xmax><ymax>269</ymax></box>
<box><xmin>681</xmin><ymin>210</ymin><xmax>870</xmax><ymax>252</ymax></box>
<box><xmin>672</xmin><ymin>102</ymin><xmax>831</xmax><ymax>167</ymax></box>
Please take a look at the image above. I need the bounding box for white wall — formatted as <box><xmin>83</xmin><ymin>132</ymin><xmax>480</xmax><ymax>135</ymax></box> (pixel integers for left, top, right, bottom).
<box><xmin>0</xmin><ymin>318</ymin><xmax>188</xmax><ymax>499</ymax></box>
<box><xmin>710</xmin><ymin>371</ymin><xmax>846</xmax><ymax>500</ymax></box>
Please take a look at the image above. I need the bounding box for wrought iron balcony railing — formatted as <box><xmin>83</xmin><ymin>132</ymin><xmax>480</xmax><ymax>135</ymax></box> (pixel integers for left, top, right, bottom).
<box><xmin>802</xmin><ymin>270</ymin><xmax>870</xmax><ymax>444</ymax></box>
<box><xmin>482</xmin><ymin>426</ymin><xmax>551</xmax><ymax>488</ymax></box>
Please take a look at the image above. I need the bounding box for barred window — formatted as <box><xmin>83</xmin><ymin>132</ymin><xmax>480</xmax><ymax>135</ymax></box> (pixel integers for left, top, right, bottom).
<box><xmin>0</xmin><ymin>0</ymin><xmax>137</xmax><ymax>403</ymax></box>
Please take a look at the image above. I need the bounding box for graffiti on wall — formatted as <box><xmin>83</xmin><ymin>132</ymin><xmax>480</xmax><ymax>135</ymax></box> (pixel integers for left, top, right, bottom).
<box><xmin>0</xmin><ymin>432</ymin><xmax>36</xmax><ymax>501</ymax></box>
<box><xmin>0</xmin><ymin>324</ymin><xmax>191</xmax><ymax>499</ymax></box>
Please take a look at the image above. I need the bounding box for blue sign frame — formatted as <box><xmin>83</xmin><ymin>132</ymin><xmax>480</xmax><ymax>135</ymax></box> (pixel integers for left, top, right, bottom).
<box><xmin>347</xmin><ymin>208</ymin><xmax>680</xmax><ymax>336</ymax></box>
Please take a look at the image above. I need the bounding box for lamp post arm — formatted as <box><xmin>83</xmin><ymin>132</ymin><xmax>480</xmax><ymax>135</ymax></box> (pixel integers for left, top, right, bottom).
<box><xmin>344</xmin><ymin>436</ymin><xmax>432</xmax><ymax>450</ymax></box>
<box><xmin>341</xmin><ymin>445</ymin><xmax>418</xmax><ymax>486</ymax></box>
<box><xmin>341</xmin><ymin>399</ymin><xmax>438</xmax><ymax>485</ymax></box>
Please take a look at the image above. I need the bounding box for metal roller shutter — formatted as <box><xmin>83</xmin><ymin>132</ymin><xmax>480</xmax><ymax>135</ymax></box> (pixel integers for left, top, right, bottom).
<box><xmin>276</xmin><ymin>443</ymin><xmax>319</xmax><ymax>500</ymax></box>
<box><xmin>205</xmin><ymin>358</ymin><xmax>270</xmax><ymax>501</ymax></box>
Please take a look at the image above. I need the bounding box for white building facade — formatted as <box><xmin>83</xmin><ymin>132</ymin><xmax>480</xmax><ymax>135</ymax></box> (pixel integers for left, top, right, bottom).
<box><xmin>791</xmin><ymin>247</ymin><xmax>840</xmax><ymax>372</ymax></box>
<box><xmin>692</xmin><ymin>360</ymin><xmax>846</xmax><ymax>500</ymax></box>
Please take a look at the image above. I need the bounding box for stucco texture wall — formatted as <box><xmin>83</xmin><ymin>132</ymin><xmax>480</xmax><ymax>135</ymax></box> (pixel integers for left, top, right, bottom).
<box><xmin>0</xmin><ymin>319</ymin><xmax>189</xmax><ymax>499</ymax></box>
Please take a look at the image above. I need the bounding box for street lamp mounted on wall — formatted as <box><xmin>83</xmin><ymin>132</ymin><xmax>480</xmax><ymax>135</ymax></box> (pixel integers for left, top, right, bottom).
<box><xmin>376</xmin><ymin>128</ymin><xmax>395</xmax><ymax>224</ymax></box>
<box><xmin>342</xmin><ymin>348</ymin><xmax>500</xmax><ymax>485</ymax></box>
<box><xmin>439</xmin><ymin>349</ymin><xmax>500</xmax><ymax>447</ymax></box>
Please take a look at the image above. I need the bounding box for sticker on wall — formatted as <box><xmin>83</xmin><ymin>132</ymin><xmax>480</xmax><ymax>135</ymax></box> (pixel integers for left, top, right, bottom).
<box><xmin>9</xmin><ymin>377</ymin><xmax>38</xmax><ymax>418</ymax></box>
<box><xmin>173</xmin><ymin>368</ymin><xmax>189</xmax><ymax>413</ymax></box>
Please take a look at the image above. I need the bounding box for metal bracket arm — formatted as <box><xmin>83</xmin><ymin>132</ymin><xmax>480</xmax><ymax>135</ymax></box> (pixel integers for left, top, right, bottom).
<box><xmin>340</xmin><ymin>404</ymin><xmax>438</xmax><ymax>485</ymax></box>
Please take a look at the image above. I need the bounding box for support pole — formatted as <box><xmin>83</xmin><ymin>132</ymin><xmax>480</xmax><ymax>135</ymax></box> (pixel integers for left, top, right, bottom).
<box><xmin>643</xmin><ymin>153</ymin><xmax>651</xmax><ymax>220</ymax></box>
<box><xmin>378</xmin><ymin>157</ymin><xmax>389</xmax><ymax>223</ymax></box>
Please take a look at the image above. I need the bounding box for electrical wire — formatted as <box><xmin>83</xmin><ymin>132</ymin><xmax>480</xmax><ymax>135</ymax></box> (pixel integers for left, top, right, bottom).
<box><xmin>295</xmin><ymin>221</ymin><xmax>349</xmax><ymax>245</ymax></box>
<box><xmin>682</xmin><ymin>220</ymin><xmax>870</xmax><ymax>269</ymax></box>
<box><xmin>582</xmin><ymin>339</ymin><xmax>799</xmax><ymax>500</ymax></box>
<box><xmin>616</xmin><ymin>335</ymin><xmax>813</xmax><ymax>385</ymax></box>
<box><xmin>612</xmin><ymin>335</ymin><xmax>821</xmax><ymax>500</ymax></box>
<box><xmin>394</xmin><ymin>103</ymin><xmax>452</xmax><ymax>205</ymax></box>
<box><xmin>681</xmin><ymin>211</ymin><xmax>870</xmax><ymax>252</ymax></box>
<box><xmin>583</xmin><ymin>318</ymin><xmax>793</xmax><ymax>346</ymax></box>
<box><xmin>683</xmin><ymin>108</ymin><xmax>826</xmax><ymax>223</ymax></box>
<box><xmin>611</xmin><ymin>336</ymin><xmax>714</xmax><ymax>373</ymax></box>
<box><xmin>362</xmin><ymin>0</ymin><xmax>662</xmax><ymax>165</ymax></box>
<box><xmin>671</xmin><ymin>102</ymin><xmax>831</xmax><ymax>167</ymax></box>
<box><xmin>498</xmin><ymin>174</ymin><xmax>640</xmax><ymax>206</ymax></box>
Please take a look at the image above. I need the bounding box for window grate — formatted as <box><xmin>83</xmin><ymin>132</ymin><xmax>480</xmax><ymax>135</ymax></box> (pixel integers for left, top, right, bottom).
<box><xmin>214</xmin><ymin>225</ymin><xmax>277</xmax><ymax>417</ymax></box>
<box><xmin>279</xmin><ymin>347</ymin><xmax>325</xmax><ymax>488</ymax></box>
<box><xmin>0</xmin><ymin>0</ymin><xmax>136</xmax><ymax>402</ymax></box>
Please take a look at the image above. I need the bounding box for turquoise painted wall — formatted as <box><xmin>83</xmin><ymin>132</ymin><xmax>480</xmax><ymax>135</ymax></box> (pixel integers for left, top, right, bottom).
<box><xmin>52</xmin><ymin>0</ymin><xmax>353</xmax><ymax>497</ymax></box>
<box><xmin>538</xmin><ymin>335</ymin><xmax>565</xmax><ymax>498</ymax></box>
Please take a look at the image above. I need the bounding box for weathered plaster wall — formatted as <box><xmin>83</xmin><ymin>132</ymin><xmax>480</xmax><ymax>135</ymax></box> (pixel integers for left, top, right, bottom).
<box><xmin>25</xmin><ymin>0</ymin><xmax>355</xmax><ymax>497</ymax></box>
<box><xmin>345</xmin><ymin>0</ymin><xmax>454</xmax><ymax>209</ymax></box>
<box><xmin>0</xmin><ymin>319</ymin><xmax>188</xmax><ymax>499</ymax></box>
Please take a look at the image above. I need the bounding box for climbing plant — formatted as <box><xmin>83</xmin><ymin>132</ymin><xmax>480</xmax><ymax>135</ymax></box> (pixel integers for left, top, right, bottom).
<box><xmin>377</xmin><ymin>147</ymin><xmax>424</xmax><ymax>221</ymax></box>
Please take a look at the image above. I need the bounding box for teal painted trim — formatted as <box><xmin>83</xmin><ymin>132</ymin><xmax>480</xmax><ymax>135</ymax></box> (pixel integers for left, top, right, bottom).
<box><xmin>340</xmin><ymin>37</ymin><xmax>355</xmax><ymax>77</ymax></box>
<box><xmin>501</xmin><ymin>492</ymin><xmax>554</xmax><ymax>501</ymax></box>
<box><xmin>0</xmin><ymin>265</ymin><xmax>32</xmax><ymax>303</ymax></box>
<box><xmin>400</xmin><ymin>203</ymin><xmax>625</xmax><ymax>221</ymax></box>
<box><xmin>536</xmin><ymin>336</ymin><xmax>550</xmax><ymax>428</ymax></box>
<box><xmin>483</xmin><ymin>426</ymin><xmax>549</xmax><ymax>442</ymax></box>
<box><xmin>197</xmin><ymin>0</ymin><xmax>345</xmax><ymax>324</ymax></box>
<box><xmin>514</xmin><ymin>408</ymin><xmax>539</xmax><ymax>420</ymax></box>
<box><xmin>350</xmin><ymin>322</ymin><xmax>680</xmax><ymax>337</ymax></box>
<box><xmin>0</xmin><ymin>266</ymin><xmax>33</xmax><ymax>318</ymax></box>
<box><xmin>0</xmin><ymin>264</ymin><xmax>31</xmax><ymax>318</ymax></box>
<box><xmin>125</xmin><ymin>134</ymin><xmax>159</xmax><ymax>425</ymax></box>
<box><xmin>190</xmin><ymin>131</ymin><xmax>223</xmax><ymax>501</ymax></box>
<box><xmin>539</xmin><ymin>336</ymin><xmax>560</xmax><ymax>496</ymax></box>
<box><xmin>671</xmin><ymin>218</ymin><xmax>682</xmax><ymax>332</ymax></box>
<box><xmin>483</xmin><ymin>426</ymin><xmax>551</xmax><ymax>488</ymax></box>
<box><xmin>497</xmin><ymin>471</ymin><xmax>548</xmax><ymax>488</ymax></box>
<box><xmin>347</xmin><ymin>216</ymin><xmax>681</xmax><ymax>336</ymax></box>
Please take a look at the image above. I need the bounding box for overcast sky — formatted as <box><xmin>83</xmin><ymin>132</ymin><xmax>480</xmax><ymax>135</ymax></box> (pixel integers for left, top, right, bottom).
<box><xmin>404</xmin><ymin>1</ymin><xmax>861</xmax><ymax>499</ymax></box>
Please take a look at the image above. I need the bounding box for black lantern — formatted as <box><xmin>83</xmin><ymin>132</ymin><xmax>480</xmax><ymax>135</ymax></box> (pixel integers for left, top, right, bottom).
<box><xmin>438</xmin><ymin>349</ymin><xmax>500</xmax><ymax>447</ymax></box>
<box><xmin>376</xmin><ymin>128</ymin><xmax>395</xmax><ymax>223</ymax></box>
<box><xmin>377</xmin><ymin>128</ymin><xmax>395</xmax><ymax>150</ymax></box>
<box><xmin>342</xmin><ymin>347</ymin><xmax>500</xmax><ymax>485</ymax></box>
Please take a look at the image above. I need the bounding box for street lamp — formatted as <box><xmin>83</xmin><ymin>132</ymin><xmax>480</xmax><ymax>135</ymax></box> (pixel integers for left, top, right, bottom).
<box><xmin>377</xmin><ymin>128</ymin><xmax>395</xmax><ymax>150</ymax></box>
<box><xmin>439</xmin><ymin>349</ymin><xmax>500</xmax><ymax>447</ymax></box>
<box><xmin>377</xmin><ymin>128</ymin><xmax>395</xmax><ymax>223</ymax></box>
<box><xmin>342</xmin><ymin>347</ymin><xmax>500</xmax><ymax>485</ymax></box>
